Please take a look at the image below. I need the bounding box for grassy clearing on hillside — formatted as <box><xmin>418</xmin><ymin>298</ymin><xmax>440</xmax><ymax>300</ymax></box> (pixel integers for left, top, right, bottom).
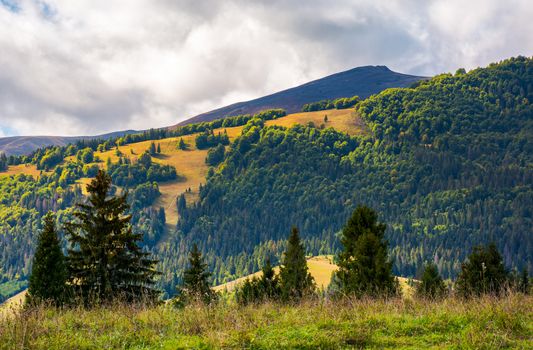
<box><xmin>1</xmin><ymin>294</ymin><xmax>530</xmax><ymax>349</ymax></box>
<box><xmin>265</xmin><ymin>108</ymin><xmax>365</xmax><ymax>136</ymax></box>
<box><xmin>0</xmin><ymin>164</ymin><xmax>43</xmax><ymax>178</ymax></box>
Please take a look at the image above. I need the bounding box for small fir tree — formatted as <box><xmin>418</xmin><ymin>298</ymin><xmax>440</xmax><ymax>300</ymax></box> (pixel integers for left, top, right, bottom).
<box><xmin>156</xmin><ymin>143</ymin><xmax>161</xmax><ymax>153</ymax></box>
<box><xmin>176</xmin><ymin>243</ymin><xmax>216</xmax><ymax>305</ymax></box>
<box><xmin>455</xmin><ymin>243</ymin><xmax>508</xmax><ymax>298</ymax></box>
<box><xmin>27</xmin><ymin>212</ymin><xmax>67</xmax><ymax>306</ymax></box>
<box><xmin>324</xmin><ymin>115</ymin><xmax>328</xmax><ymax>123</ymax></box>
<box><xmin>65</xmin><ymin>170</ymin><xmax>159</xmax><ymax>305</ymax></box>
<box><xmin>279</xmin><ymin>227</ymin><xmax>315</xmax><ymax>301</ymax></box>
<box><xmin>149</xmin><ymin>142</ymin><xmax>156</xmax><ymax>155</ymax></box>
<box><xmin>416</xmin><ymin>263</ymin><xmax>447</xmax><ymax>299</ymax></box>
<box><xmin>334</xmin><ymin>206</ymin><xmax>398</xmax><ymax>297</ymax></box>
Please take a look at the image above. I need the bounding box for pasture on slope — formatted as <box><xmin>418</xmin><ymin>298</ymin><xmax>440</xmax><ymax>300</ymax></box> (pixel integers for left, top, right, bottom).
<box><xmin>0</xmin><ymin>108</ymin><xmax>364</xmax><ymax>230</ymax></box>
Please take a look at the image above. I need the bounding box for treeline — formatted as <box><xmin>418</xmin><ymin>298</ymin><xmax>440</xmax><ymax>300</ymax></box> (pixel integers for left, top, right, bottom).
<box><xmin>301</xmin><ymin>95</ymin><xmax>360</xmax><ymax>112</ymax></box>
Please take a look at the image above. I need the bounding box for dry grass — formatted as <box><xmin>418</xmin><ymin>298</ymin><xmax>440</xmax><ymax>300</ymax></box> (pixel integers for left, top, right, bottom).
<box><xmin>0</xmin><ymin>164</ymin><xmax>43</xmax><ymax>178</ymax></box>
<box><xmin>266</xmin><ymin>108</ymin><xmax>366</xmax><ymax>136</ymax></box>
<box><xmin>1</xmin><ymin>294</ymin><xmax>530</xmax><ymax>349</ymax></box>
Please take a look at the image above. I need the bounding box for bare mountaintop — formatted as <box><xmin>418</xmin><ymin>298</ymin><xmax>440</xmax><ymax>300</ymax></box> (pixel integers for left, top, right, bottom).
<box><xmin>177</xmin><ymin>65</ymin><xmax>426</xmax><ymax>126</ymax></box>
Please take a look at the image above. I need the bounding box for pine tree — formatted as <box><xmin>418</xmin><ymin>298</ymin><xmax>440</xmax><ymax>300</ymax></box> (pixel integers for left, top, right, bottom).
<box><xmin>416</xmin><ymin>263</ymin><xmax>447</xmax><ymax>299</ymax></box>
<box><xmin>177</xmin><ymin>243</ymin><xmax>216</xmax><ymax>305</ymax></box>
<box><xmin>455</xmin><ymin>243</ymin><xmax>508</xmax><ymax>298</ymax></box>
<box><xmin>65</xmin><ymin>170</ymin><xmax>159</xmax><ymax>305</ymax></box>
<box><xmin>156</xmin><ymin>143</ymin><xmax>161</xmax><ymax>154</ymax></box>
<box><xmin>334</xmin><ymin>206</ymin><xmax>398</xmax><ymax>297</ymax></box>
<box><xmin>149</xmin><ymin>142</ymin><xmax>156</xmax><ymax>155</ymax></box>
<box><xmin>27</xmin><ymin>212</ymin><xmax>67</xmax><ymax>306</ymax></box>
<box><xmin>279</xmin><ymin>227</ymin><xmax>315</xmax><ymax>301</ymax></box>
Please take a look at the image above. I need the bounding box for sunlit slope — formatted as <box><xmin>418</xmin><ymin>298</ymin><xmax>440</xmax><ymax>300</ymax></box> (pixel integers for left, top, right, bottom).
<box><xmin>1</xmin><ymin>108</ymin><xmax>365</xmax><ymax>226</ymax></box>
<box><xmin>214</xmin><ymin>255</ymin><xmax>413</xmax><ymax>297</ymax></box>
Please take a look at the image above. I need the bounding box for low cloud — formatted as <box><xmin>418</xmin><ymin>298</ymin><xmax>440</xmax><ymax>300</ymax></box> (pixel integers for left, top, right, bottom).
<box><xmin>0</xmin><ymin>0</ymin><xmax>531</xmax><ymax>136</ymax></box>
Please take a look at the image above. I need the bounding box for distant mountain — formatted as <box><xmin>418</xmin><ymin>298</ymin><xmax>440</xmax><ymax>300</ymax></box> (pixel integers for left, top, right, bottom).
<box><xmin>0</xmin><ymin>130</ymin><xmax>137</xmax><ymax>156</ymax></box>
<box><xmin>178</xmin><ymin>65</ymin><xmax>426</xmax><ymax>125</ymax></box>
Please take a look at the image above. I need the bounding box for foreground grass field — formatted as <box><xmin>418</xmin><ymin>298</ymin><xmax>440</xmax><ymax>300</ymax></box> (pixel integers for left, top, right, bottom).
<box><xmin>1</xmin><ymin>294</ymin><xmax>531</xmax><ymax>349</ymax></box>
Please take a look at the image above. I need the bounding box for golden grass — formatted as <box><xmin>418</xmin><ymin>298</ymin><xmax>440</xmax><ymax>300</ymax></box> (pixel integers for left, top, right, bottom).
<box><xmin>266</xmin><ymin>108</ymin><xmax>366</xmax><ymax>136</ymax></box>
<box><xmin>0</xmin><ymin>164</ymin><xmax>43</xmax><ymax>178</ymax></box>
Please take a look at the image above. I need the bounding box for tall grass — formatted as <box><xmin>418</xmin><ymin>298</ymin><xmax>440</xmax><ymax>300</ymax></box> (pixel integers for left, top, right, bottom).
<box><xmin>1</xmin><ymin>294</ymin><xmax>531</xmax><ymax>349</ymax></box>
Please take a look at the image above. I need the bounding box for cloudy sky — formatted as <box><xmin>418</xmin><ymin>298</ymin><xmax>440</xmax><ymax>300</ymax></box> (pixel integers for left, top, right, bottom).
<box><xmin>0</xmin><ymin>0</ymin><xmax>531</xmax><ymax>137</ymax></box>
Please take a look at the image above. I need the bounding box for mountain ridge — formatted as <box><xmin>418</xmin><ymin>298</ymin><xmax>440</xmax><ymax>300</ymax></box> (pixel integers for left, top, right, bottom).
<box><xmin>177</xmin><ymin>65</ymin><xmax>425</xmax><ymax>126</ymax></box>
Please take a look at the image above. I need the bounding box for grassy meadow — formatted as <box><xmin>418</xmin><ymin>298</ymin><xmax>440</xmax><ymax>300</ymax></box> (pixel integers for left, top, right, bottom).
<box><xmin>0</xmin><ymin>294</ymin><xmax>531</xmax><ymax>349</ymax></box>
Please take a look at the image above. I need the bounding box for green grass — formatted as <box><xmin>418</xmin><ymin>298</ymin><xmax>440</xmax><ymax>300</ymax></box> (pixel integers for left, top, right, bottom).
<box><xmin>1</xmin><ymin>294</ymin><xmax>531</xmax><ymax>349</ymax></box>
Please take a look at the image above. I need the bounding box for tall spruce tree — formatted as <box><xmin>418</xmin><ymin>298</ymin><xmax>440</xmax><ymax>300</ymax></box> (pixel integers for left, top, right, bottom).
<box><xmin>455</xmin><ymin>243</ymin><xmax>508</xmax><ymax>298</ymax></box>
<box><xmin>416</xmin><ymin>263</ymin><xmax>447</xmax><ymax>299</ymax></box>
<box><xmin>27</xmin><ymin>212</ymin><xmax>67</xmax><ymax>305</ymax></box>
<box><xmin>177</xmin><ymin>243</ymin><xmax>215</xmax><ymax>305</ymax></box>
<box><xmin>279</xmin><ymin>227</ymin><xmax>315</xmax><ymax>301</ymax></box>
<box><xmin>65</xmin><ymin>170</ymin><xmax>159</xmax><ymax>304</ymax></box>
<box><xmin>335</xmin><ymin>206</ymin><xmax>398</xmax><ymax>297</ymax></box>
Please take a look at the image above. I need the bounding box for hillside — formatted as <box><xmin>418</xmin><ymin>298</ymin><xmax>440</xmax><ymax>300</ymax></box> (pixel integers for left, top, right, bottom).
<box><xmin>178</xmin><ymin>65</ymin><xmax>425</xmax><ymax>125</ymax></box>
<box><xmin>0</xmin><ymin>108</ymin><xmax>362</xmax><ymax>300</ymax></box>
<box><xmin>170</xmin><ymin>56</ymin><xmax>532</xmax><ymax>293</ymax></box>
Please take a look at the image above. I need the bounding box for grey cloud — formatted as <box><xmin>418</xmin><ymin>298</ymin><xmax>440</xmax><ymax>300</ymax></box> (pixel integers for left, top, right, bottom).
<box><xmin>0</xmin><ymin>0</ymin><xmax>531</xmax><ymax>136</ymax></box>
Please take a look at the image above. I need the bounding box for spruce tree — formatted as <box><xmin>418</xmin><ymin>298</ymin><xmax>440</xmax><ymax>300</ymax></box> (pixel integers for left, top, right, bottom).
<box><xmin>279</xmin><ymin>227</ymin><xmax>315</xmax><ymax>301</ymax></box>
<box><xmin>455</xmin><ymin>243</ymin><xmax>508</xmax><ymax>298</ymax></box>
<box><xmin>177</xmin><ymin>243</ymin><xmax>216</xmax><ymax>305</ymax></box>
<box><xmin>27</xmin><ymin>212</ymin><xmax>67</xmax><ymax>306</ymax></box>
<box><xmin>65</xmin><ymin>170</ymin><xmax>159</xmax><ymax>304</ymax></box>
<box><xmin>149</xmin><ymin>142</ymin><xmax>156</xmax><ymax>155</ymax></box>
<box><xmin>335</xmin><ymin>206</ymin><xmax>398</xmax><ymax>297</ymax></box>
<box><xmin>416</xmin><ymin>263</ymin><xmax>447</xmax><ymax>299</ymax></box>
<box><xmin>156</xmin><ymin>143</ymin><xmax>161</xmax><ymax>154</ymax></box>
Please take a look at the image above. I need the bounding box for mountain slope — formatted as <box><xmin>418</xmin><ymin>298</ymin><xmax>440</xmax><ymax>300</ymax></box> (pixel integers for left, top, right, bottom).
<box><xmin>168</xmin><ymin>56</ymin><xmax>532</xmax><ymax>292</ymax></box>
<box><xmin>177</xmin><ymin>65</ymin><xmax>425</xmax><ymax>125</ymax></box>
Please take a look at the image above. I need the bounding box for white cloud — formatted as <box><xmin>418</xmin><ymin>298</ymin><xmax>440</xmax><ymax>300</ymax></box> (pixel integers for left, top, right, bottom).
<box><xmin>0</xmin><ymin>0</ymin><xmax>531</xmax><ymax>136</ymax></box>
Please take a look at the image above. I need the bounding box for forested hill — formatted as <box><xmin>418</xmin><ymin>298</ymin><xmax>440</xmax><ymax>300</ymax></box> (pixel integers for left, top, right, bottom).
<box><xmin>169</xmin><ymin>57</ymin><xmax>532</xmax><ymax>292</ymax></box>
<box><xmin>177</xmin><ymin>65</ymin><xmax>425</xmax><ymax>125</ymax></box>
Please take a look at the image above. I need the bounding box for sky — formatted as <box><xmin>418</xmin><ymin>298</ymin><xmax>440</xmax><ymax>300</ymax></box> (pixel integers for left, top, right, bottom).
<box><xmin>0</xmin><ymin>0</ymin><xmax>531</xmax><ymax>137</ymax></box>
